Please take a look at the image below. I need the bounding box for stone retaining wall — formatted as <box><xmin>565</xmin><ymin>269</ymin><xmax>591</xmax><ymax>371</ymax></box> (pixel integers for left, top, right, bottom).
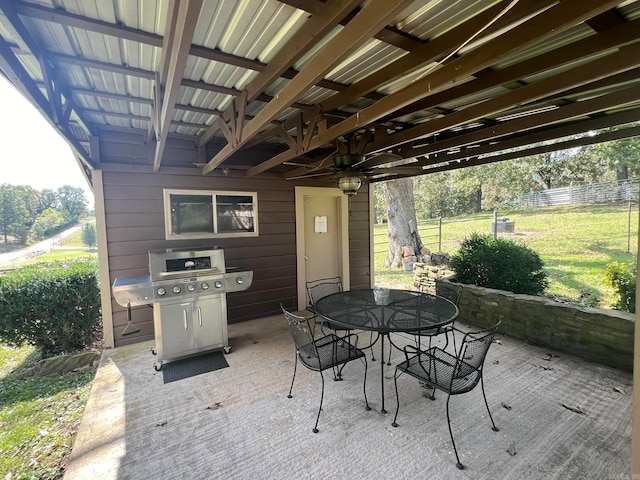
<box><xmin>434</xmin><ymin>278</ymin><xmax>634</xmax><ymax>372</ymax></box>
<box><xmin>413</xmin><ymin>262</ymin><xmax>454</xmax><ymax>292</ymax></box>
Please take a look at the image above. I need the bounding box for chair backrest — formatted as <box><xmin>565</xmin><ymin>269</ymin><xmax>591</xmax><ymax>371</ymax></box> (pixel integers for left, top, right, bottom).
<box><xmin>306</xmin><ymin>276</ymin><xmax>342</xmax><ymax>306</ymax></box>
<box><xmin>454</xmin><ymin>322</ymin><xmax>500</xmax><ymax>379</ymax></box>
<box><xmin>281</xmin><ymin>304</ymin><xmax>316</xmax><ymax>352</ymax></box>
<box><xmin>439</xmin><ymin>283</ymin><xmax>463</xmax><ymax>306</ymax></box>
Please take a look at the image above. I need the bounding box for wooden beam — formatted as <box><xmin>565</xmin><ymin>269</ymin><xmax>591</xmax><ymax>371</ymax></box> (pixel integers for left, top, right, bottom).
<box><xmin>0</xmin><ymin>19</ymin><xmax>94</xmax><ymax>169</ymax></box>
<box><xmin>417</xmin><ymin>108</ymin><xmax>640</xmax><ymax>166</ymax></box>
<box><xmin>198</xmin><ymin>0</ymin><xmax>363</xmax><ymax>153</ymax></box>
<box><xmin>386</xmin><ymin>15</ymin><xmax>640</xmax><ymax>122</ymax></box>
<box><xmin>320</xmin><ymin>0</ymin><xmax>555</xmax><ymax>114</ymax></box>
<box><xmin>409</xmin><ymin>81</ymin><xmax>640</xmax><ymax>160</ymax></box>
<box><xmin>244</xmin><ymin>1</ymin><xmax>534</xmax><ymax>158</ymax></box>
<box><xmin>411</xmin><ymin>125</ymin><xmax>640</xmax><ymax>178</ymax></box>
<box><xmin>0</xmin><ymin>0</ymin><xmax>64</xmax><ymax>123</ymax></box>
<box><xmin>247</xmin><ymin>0</ymin><xmax>621</xmax><ymax>177</ymax></box>
<box><xmin>12</xmin><ymin>1</ymin><xmax>164</xmax><ymax>46</ymax></box>
<box><xmin>153</xmin><ymin>0</ymin><xmax>203</xmax><ymax>172</ymax></box>
<box><xmin>203</xmin><ymin>0</ymin><xmax>413</xmax><ymax>174</ymax></box>
<box><xmin>366</xmin><ymin>42</ymin><xmax>640</xmax><ymax>155</ymax></box>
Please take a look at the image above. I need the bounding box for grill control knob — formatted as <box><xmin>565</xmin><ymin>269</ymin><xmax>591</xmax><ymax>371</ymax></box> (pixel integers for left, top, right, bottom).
<box><xmin>214</xmin><ymin>281</ymin><xmax>223</xmax><ymax>289</ymax></box>
<box><xmin>173</xmin><ymin>285</ymin><xmax>181</xmax><ymax>294</ymax></box>
<box><xmin>187</xmin><ymin>284</ymin><xmax>196</xmax><ymax>292</ymax></box>
<box><xmin>157</xmin><ymin>287</ymin><xmax>166</xmax><ymax>296</ymax></box>
<box><xmin>236</xmin><ymin>277</ymin><xmax>244</xmax><ymax>284</ymax></box>
<box><xmin>201</xmin><ymin>282</ymin><xmax>209</xmax><ymax>290</ymax></box>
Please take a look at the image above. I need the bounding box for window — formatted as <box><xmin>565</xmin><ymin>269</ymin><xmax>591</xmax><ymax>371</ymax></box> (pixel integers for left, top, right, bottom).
<box><xmin>163</xmin><ymin>189</ymin><xmax>258</xmax><ymax>240</ymax></box>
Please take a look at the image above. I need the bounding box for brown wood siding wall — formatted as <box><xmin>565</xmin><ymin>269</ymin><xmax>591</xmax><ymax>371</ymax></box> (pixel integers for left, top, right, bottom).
<box><xmin>348</xmin><ymin>185</ymin><xmax>372</xmax><ymax>290</ymax></box>
<box><xmin>102</xmin><ymin>139</ymin><xmax>371</xmax><ymax>347</ymax></box>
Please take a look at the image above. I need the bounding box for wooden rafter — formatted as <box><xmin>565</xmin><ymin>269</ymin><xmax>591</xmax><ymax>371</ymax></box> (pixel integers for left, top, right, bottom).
<box><xmin>152</xmin><ymin>0</ymin><xmax>203</xmax><ymax>172</ymax></box>
<box><xmin>0</xmin><ymin>13</ymin><xmax>94</xmax><ymax>170</ymax></box>
<box><xmin>396</xmin><ymin>124</ymin><xmax>640</xmax><ymax>181</ymax></box>
<box><xmin>245</xmin><ymin>0</ymin><xmax>625</xmax><ymax>178</ymax></box>
<box><xmin>197</xmin><ymin>0</ymin><xmax>364</xmax><ymax>149</ymax></box>
<box><xmin>409</xmin><ymin>82</ymin><xmax>640</xmax><ymax>161</ymax></box>
<box><xmin>386</xmin><ymin>16</ymin><xmax>640</xmax><ymax>123</ymax></box>
<box><xmin>417</xmin><ymin>108</ymin><xmax>640</xmax><ymax>167</ymax></box>
<box><xmin>370</xmin><ymin>43</ymin><xmax>640</xmax><ymax>156</ymax></box>
<box><xmin>203</xmin><ymin>0</ymin><xmax>414</xmax><ymax>174</ymax></box>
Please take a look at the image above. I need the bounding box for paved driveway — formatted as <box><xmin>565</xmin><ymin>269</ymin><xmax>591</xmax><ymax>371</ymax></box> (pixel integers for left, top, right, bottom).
<box><xmin>0</xmin><ymin>223</ymin><xmax>85</xmax><ymax>267</ymax></box>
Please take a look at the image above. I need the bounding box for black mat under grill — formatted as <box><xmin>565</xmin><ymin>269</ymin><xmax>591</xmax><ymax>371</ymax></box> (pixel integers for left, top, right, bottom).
<box><xmin>162</xmin><ymin>350</ymin><xmax>229</xmax><ymax>384</ymax></box>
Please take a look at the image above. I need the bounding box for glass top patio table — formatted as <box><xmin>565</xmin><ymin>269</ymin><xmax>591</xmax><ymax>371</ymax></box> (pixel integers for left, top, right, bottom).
<box><xmin>312</xmin><ymin>288</ymin><xmax>459</xmax><ymax>413</ymax></box>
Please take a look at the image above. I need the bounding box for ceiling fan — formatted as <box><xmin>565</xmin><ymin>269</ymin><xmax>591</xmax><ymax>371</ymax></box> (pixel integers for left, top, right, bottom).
<box><xmin>284</xmin><ymin>133</ymin><xmax>425</xmax><ymax>188</ymax></box>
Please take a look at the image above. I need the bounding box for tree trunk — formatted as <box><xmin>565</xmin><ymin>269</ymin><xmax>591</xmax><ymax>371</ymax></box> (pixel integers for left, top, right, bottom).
<box><xmin>616</xmin><ymin>165</ymin><xmax>629</xmax><ymax>181</ymax></box>
<box><xmin>474</xmin><ymin>187</ymin><xmax>482</xmax><ymax>213</ymax></box>
<box><xmin>383</xmin><ymin>178</ymin><xmax>423</xmax><ymax>269</ymax></box>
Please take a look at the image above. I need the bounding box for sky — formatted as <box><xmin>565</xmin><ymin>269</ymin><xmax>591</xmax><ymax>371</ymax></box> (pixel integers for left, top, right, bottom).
<box><xmin>0</xmin><ymin>74</ymin><xmax>94</xmax><ymax>206</ymax></box>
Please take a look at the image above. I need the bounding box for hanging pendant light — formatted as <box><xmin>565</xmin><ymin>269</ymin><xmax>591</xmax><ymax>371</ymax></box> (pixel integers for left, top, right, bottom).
<box><xmin>338</xmin><ymin>175</ymin><xmax>362</xmax><ymax>196</ymax></box>
<box><xmin>334</xmin><ymin>153</ymin><xmax>364</xmax><ymax>196</ymax></box>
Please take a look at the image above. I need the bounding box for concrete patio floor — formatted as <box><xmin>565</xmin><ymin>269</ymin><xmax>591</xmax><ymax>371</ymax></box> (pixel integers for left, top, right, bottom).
<box><xmin>64</xmin><ymin>314</ymin><xmax>632</xmax><ymax>480</ymax></box>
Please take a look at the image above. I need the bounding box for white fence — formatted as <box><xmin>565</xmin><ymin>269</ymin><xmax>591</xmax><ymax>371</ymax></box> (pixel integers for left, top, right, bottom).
<box><xmin>518</xmin><ymin>179</ymin><xmax>639</xmax><ymax>208</ymax></box>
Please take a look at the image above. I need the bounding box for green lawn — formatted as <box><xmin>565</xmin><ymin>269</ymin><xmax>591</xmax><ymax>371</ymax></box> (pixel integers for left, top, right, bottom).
<box><xmin>374</xmin><ymin>202</ymin><xmax>638</xmax><ymax>308</ymax></box>
<box><xmin>0</xmin><ymin>345</ymin><xmax>95</xmax><ymax>479</ymax></box>
<box><xmin>1</xmin><ymin>225</ymin><xmax>98</xmax><ymax>479</ymax></box>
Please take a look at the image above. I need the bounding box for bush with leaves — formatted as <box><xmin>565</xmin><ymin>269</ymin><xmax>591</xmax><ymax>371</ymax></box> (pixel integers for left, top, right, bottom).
<box><xmin>0</xmin><ymin>258</ymin><xmax>100</xmax><ymax>357</ymax></box>
<box><xmin>603</xmin><ymin>262</ymin><xmax>636</xmax><ymax>313</ymax></box>
<box><xmin>449</xmin><ymin>233</ymin><xmax>548</xmax><ymax>295</ymax></box>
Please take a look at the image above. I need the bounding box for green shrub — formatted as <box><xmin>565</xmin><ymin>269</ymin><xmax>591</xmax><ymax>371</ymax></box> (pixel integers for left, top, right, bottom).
<box><xmin>0</xmin><ymin>259</ymin><xmax>100</xmax><ymax>357</ymax></box>
<box><xmin>449</xmin><ymin>233</ymin><xmax>548</xmax><ymax>295</ymax></box>
<box><xmin>603</xmin><ymin>262</ymin><xmax>636</xmax><ymax>313</ymax></box>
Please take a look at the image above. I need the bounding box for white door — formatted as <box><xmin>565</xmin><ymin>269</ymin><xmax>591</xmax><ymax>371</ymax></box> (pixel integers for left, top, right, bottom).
<box><xmin>295</xmin><ymin>187</ymin><xmax>350</xmax><ymax>310</ymax></box>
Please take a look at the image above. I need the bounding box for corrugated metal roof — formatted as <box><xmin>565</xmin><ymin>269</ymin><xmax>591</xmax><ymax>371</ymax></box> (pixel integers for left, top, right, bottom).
<box><xmin>0</xmin><ymin>0</ymin><xmax>639</xmax><ymax>181</ymax></box>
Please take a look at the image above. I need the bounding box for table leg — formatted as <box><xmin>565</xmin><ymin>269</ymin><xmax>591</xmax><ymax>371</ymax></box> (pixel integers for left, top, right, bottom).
<box><xmin>380</xmin><ymin>334</ymin><xmax>387</xmax><ymax>414</ymax></box>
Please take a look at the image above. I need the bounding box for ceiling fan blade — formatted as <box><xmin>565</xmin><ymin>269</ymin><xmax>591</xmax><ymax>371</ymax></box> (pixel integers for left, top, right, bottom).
<box><xmin>285</xmin><ymin>169</ymin><xmax>335</xmax><ymax>180</ymax></box>
<box><xmin>357</xmin><ymin>153</ymin><xmax>402</xmax><ymax>169</ymax></box>
<box><xmin>284</xmin><ymin>149</ymin><xmax>338</xmax><ymax>179</ymax></box>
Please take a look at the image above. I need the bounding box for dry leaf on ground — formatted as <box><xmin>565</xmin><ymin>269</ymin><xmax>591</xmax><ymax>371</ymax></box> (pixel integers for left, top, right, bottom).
<box><xmin>562</xmin><ymin>403</ymin><xmax>586</xmax><ymax>415</ymax></box>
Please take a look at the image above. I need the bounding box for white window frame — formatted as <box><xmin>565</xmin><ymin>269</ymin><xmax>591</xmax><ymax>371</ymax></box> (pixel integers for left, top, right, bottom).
<box><xmin>163</xmin><ymin>189</ymin><xmax>259</xmax><ymax>240</ymax></box>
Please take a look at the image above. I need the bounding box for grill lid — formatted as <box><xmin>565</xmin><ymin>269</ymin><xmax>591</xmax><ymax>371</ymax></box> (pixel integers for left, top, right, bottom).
<box><xmin>148</xmin><ymin>247</ymin><xmax>225</xmax><ymax>280</ymax></box>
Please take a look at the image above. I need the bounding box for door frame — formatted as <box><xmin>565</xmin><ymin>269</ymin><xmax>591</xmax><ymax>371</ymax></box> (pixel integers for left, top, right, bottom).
<box><xmin>295</xmin><ymin>186</ymin><xmax>350</xmax><ymax>310</ymax></box>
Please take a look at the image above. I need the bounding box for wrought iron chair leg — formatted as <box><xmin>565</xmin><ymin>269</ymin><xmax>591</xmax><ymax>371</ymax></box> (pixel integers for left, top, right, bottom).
<box><xmin>481</xmin><ymin>374</ymin><xmax>499</xmax><ymax>432</ymax></box>
<box><xmin>449</xmin><ymin>330</ymin><xmax>457</xmax><ymax>354</ymax></box>
<box><xmin>391</xmin><ymin>369</ymin><xmax>401</xmax><ymax>427</ymax></box>
<box><xmin>442</xmin><ymin>330</ymin><xmax>450</xmax><ymax>351</ymax></box>
<box><xmin>287</xmin><ymin>354</ymin><xmax>298</xmax><ymax>398</ymax></box>
<box><xmin>446</xmin><ymin>394</ymin><xmax>464</xmax><ymax>470</ymax></box>
<box><xmin>370</xmin><ymin>331</ymin><xmax>376</xmax><ymax>361</ymax></box>
<box><xmin>362</xmin><ymin>357</ymin><xmax>371</xmax><ymax>411</ymax></box>
<box><xmin>313</xmin><ymin>370</ymin><xmax>325</xmax><ymax>433</ymax></box>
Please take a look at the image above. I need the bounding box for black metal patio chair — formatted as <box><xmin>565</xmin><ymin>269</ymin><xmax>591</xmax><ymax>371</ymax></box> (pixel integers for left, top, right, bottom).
<box><xmin>417</xmin><ymin>281</ymin><xmax>463</xmax><ymax>353</ymax></box>
<box><xmin>386</xmin><ymin>282</ymin><xmax>463</xmax><ymax>365</ymax></box>
<box><xmin>306</xmin><ymin>276</ymin><xmax>344</xmax><ymax>333</ymax></box>
<box><xmin>391</xmin><ymin>322</ymin><xmax>501</xmax><ymax>470</ymax></box>
<box><xmin>307</xmin><ymin>277</ymin><xmax>378</xmax><ymax>361</ymax></box>
<box><xmin>282</xmin><ymin>305</ymin><xmax>370</xmax><ymax>433</ymax></box>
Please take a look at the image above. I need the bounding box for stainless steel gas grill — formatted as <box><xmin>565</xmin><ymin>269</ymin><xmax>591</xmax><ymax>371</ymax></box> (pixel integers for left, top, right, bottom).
<box><xmin>112</xmin><ymin>247</ymin><xmax>253</xmax><ymax>370</ymax></box>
